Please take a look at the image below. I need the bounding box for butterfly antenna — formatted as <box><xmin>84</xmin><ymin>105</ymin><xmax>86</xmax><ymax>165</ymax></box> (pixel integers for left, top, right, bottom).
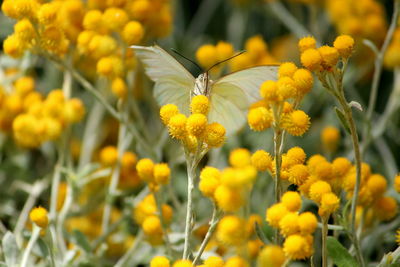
<box><xmin>170</xmin><ymin>48</ymin><xmax>203</xmax><ymax>72</ymax></box>
<box><xmin>207</xmin><ymin>50</ymin><xmax>246</xmax><ymax>72</ymax></box>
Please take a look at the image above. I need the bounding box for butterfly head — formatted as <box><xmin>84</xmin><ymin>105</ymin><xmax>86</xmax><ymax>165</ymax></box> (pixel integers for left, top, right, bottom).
<box><xmin>193</xmin><ymin>72</ymin><xmax>211</xmax><ymax>97</ymax></box>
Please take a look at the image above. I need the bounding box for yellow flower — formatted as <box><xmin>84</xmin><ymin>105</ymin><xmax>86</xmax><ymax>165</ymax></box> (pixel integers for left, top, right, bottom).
<box><xmin>279</xmin><ymin>212</ymin><xmax>300</xmax><ymax>237</ymax></box>
<box><xmin>199</xmin><ymin>167</ymin><xmax>221</xmax><ymax>198</ymax></box>
<box><xmin>153</xmin><ymin>163</ymin><xmax>171</xmax><ymax>184</ymax></box>
<box><xmin>333</xmin><ymin>35</ymin><xmax>355</xmax><ymax>58</ymax></box>
<box><xmin>309</xmin><ymin>181</ymin><xmax>332</xmax><ymax>204</ymax></box>
<box><xmin>283</xmin><ymin>234</ymin><xmax>312</xmax><ymax>260</ymax></box>
<box><xmin>160</xmin><ymin>104</ymin><xmax>180</xmax><ymax>125</ymax></box>
<box><xmin>247</xmin><ymin>107</ymin><xmax>273</xmax><ymax>131</ymax></box>
<box><xmin>15</xmin><ymin>76</ymin><xmax>35</xmax><ymax>96</ymax></box>
<box><xmin>293</xmin><ymin>68</ymin><xmax>313</xmax><ymax>95</ymax></box>
<box><xmin>217</xmin><ymin>215</ymin><xmax>246</xmax><ymax>246</ymax></box>
<box><xmin>99</xmin><ymin>146</ymin><xmax>118</xmax><ymax>166</ymax></box>
<box><xmin>257</xmin><ymin>245</ymin><xmax>285</xmax><ymax>267</ymax></box>
<box><xmin>321</xmin><ymin>126</ymin><xmax>340</xmax><ymax>152</ymax></box>
<box><xmin>151</xmin><ymin>256</ymin><xmax>170</xmax><ymax>267</ymax></box>
<box><xmin>214</xmin><ymin>185</ymin><xmax>244</xmax><ymax>212</ymax></box>
<box><xmin>266</xmin><ymin>203</ymin><xmax>288</xmax><ymax>228</ymax></box>
<box><xmin>373</xmin><ymin>196</ymin><xmax>398</xmax><ymax>221</ymax></box>
<box><xmin>83</xmin><ymin>10</ymin><xmax>104</xmax><ymax>32</ymax></box>
<box><xmin>30</xmin><ymin>206</ymin><xmax>49</xmax><ymax>228</ymax></box>
<box><xmin>172</xmin><ymin>260</ymin><xmax>193</xmax><ymax>267</ymax></box>
<box><xmin>196</xmin><ymin>44</ymin><xmax>218</xmax><ymax>69</ymax></box>
<box><xmin>186</xmin><ymin>113</ymin><xmax>207</xmax><ymax>137</ymax></box>
<box><xmin>136</xmin><ymin>158</ymin><xmax>155</xmax><ymax>182</ymax></box>
<box><xmin>251</xmin><ymin>150</ymin><xmax>273</xmax><ymax>172</ymax></box>
<box><xmin>278</xmin><ymin>62</ymin><xmax>298</xmax><ymax>78</ymax></box>
<box><xmin>3</xmin><ymin>34</ymin><xmax>25</xmax><ymax>58</ymax></box>
<box><xmin>277</xmin><ymin>77</ymin><xmax>297</xmax><ymax>100</ymax></box>
<box><xmin>318</xmin><ymin>46</ymin><xmax>340</xmax><ymax>68</ymax></box>
<box><xmin>88</xmin><ymin>35</ymin><xmax>117</xmax><ymax>58</ymax></box>
<box><xmin>224</xmin><ymin>256</ymin><xmax>249</xmax><ymax>267</ymax></box>
<box><xmin>298</xmin><ymin>211</ymin><xmax>317</xmax><ymax>235</ymax></box>
<box><xmin>332</xmin><ymin>157</ymin><xmax>352</xmax><ymax>177</ymax></box>
<box><xmin>300</xmin><ymin>48</ymin><xmax>322</xmax><ymax>71</ymax></box>
<box><xmin>260</xmin><ymin>80</ymin><xmax>279</xmax><ymax>102</ymax></box>
<box><xmin>394</xmin><ymin>174</ymin><xmax>400</xmax><ymax>193</ymax></box>
<box><xmin>190</xmin><ymin>95</ymin><xmax>209</xmax><ymax>115</ymax></box>
<box><xmin>245</xmin><ymin>35</ymin><xmax>268</xmax><ymax>60</ymax></box>
<box><xmin>204</xmin><ymin>123</ymin><xmax>226</xmax><ymax>148</ymax></box>
<box><xmin>286</xmin><ymin>147</ymin><xmax>306</xmax><ymax>164</ymax></box>
<box><xmin>142</xmin><ymin>215</ymin><xmax>162</xmax><ymax>235</ymax></box>
<box><xmin>216</xmin><ymin>41</ymin><xmax>234</xmax><ymax>61</ymax></box>
<box><xmin>318</xmin><ymin>192</ymin><xmax>340</xmax><ymax>217</ymax></box>
<box><xmin>37</xmin><ymin>3</ymin><xmax>59</xmax><ymax>25</ymax></box>
<box><xmin>229</xmin><ymin>148</ymin><xmax>251</xmax><ymax>168</ymax></box>
<box><xmin>281</xmin><ymin>110</ymin><xmax>310</xmax><ymax>136</ymax></box>
<box><xmin>111</xmin><ymin>78</ymin><xmax>128</xmax><ymax>99</ymax></box>
<box><xmin>288</xmin><ymin>164</ymin><xmax>309</xmax><ymax>186</ymax></box>
<box><xmin>314</xmin><ymin>161</ymin><xmax>334</xmax><ymax>181</ymax></box>
<box><xmin>103</xmin><ymin>8</ymin><xmax>129</xmax><ymax>31</ymax></box>
<box><xmin>366</xmin><ymin>174</ymin><xmax>387</xmax><ymax>198</ymax></box>
<box><xmin>298</xmin><ymin>36</ymin><xmax>317</xmax><ymax>53</ymax></box>
<box><xmin>168</xmin><ymin>114</ymin><xmax>187</xmax><ymax>139</ymax></box>
<box><xmin>204</xmin><ymin>256</ymin><xmax>224</xmax><ymax>267</ymax></box>
<box><xmin>14</xmin><ymin>19</ymin><xmax>35</xmax><ymax>42</ymax></box>
<box><xmin>122</xmin><ymin>21</ymin><xmax>144</xmax><ymax>45</ymax></box>
<box><xmin>281</xmin><ymin>191</ymin><xmax>302</xmax><ymax>212</ymax></box>
<box><xmin>97</xmin><ymin>56</ymin><xmax>124</xmax><ymax>78</ymax></box>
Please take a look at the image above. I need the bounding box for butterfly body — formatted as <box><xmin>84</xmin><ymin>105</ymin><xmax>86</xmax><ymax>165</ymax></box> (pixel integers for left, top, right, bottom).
<box><xmin>131</xmin><ymin>45</ymin><xmax>278</xmax><ymax>135</ymax></box>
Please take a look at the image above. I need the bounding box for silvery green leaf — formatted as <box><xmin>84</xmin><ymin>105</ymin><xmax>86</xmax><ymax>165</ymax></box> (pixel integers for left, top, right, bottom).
<box><xmin>335</xmin><ymin>107</ymin><xmax>351</xmax><ymax>134</ymax></box>
<box><xmin>327</xmin><ymin>237</ymin><xmax>359</xmax><ymax>267</ymax></box>
<box><xmin>2</xmin><ymin>232</ymin><xmax>20</xmax><ymax>267</ymax></box>
<box><xmin>71</xmin><ymin>230</ymin><xmax>91</xmax><ymax>253</ymax></box>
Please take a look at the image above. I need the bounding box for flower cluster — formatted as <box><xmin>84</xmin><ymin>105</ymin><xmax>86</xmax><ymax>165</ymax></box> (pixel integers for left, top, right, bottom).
<box><xmin>199</xmin><ymin>148</ymin><xmax>258</xmax><ymax>212</ymax></box>
<box><xmin>133</xmin><ymin>194</ymin><xmax>173</xmax><ymax>245</ymax></box>
<box><xmin>6</xmin><ymin>82</ymin><xmax>85</xmax><ymax>148</ymax></box>
<box><xmin>195</xmin><ymin>35</ymin><xmax>277</xmax><ymax>73</ymax></box>
<box><xmin>136</xmin><ymin>158</ymin><xmax>171</xmax><ymax>191</ymax></box>
<box><xmin>326</xmin><ymin>0</ymin><xmax>387</xmax><ymax>44</ymax></box>
<box><xmin>160</xmin><ymin>96</ymin><xmax>226</xmax><ymax>153</ymax></box>
<box><xmin>266</xmin><ymin>191</ymin><xmax>317</xmax><ymax>260</ymax></box>
<box><xmin>247</xmin><ymin>62</ymin><xmax>312</xmax><ymax>136</ymax></box>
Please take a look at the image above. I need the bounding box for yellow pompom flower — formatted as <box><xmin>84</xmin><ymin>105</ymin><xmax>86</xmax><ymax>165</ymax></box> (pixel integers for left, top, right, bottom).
<box><xmin>293</xmin><ymin>68</ymin><xmax>313</xmax><ymax>95</ymax></box>
<box><xmin>136</xmin><ymin>158</ymin><xmax>155</xmax><ymax>182</ymax></box>
<box><xmin>260</xmin><ymin>80</ymin><xmax>279</xmax><ymax>102</ymax></box>
<box><xmin>64</xmin><ymin>98</ymin><xmax>85</xmax><ymax>123</ymax></box>
<box><xmin>142</xmin><ymin>215</ymin><xmax>163</xmax><ymax>235</ymax></box>
<box><xmin>199</xmin><ymin>167</ymin><xmax>221</xmax><ymax>198</ymax></box>
<box><xmin>309</xmin><ymin>181</ymin><xmax>332</xmax><ymax>204</ymax></box>
<box><xmin>373</xmin><ymin>196</ymin><xmax>398</xmax><ymax>221</ymax></box>
<box><xmin>122</xmin><ymin>21</ymin><xmax>144</xmax><ymax>45</ymax></box>
<box><xmin>14</xmin><ymin>19</ymin><xmax>35</xmax><ymax>42</ymax></box>
<box><xmin>245</xmin><ymin>35</ymin><xmax>268</xmax><ymax>60</ymax></box>
<box><xmin>204</xmin><ymin>256</ymin><xmax>224</xmax><ymax>267</ymax></box>
<box><xmin>333</xmin><ymin>35</ymin><xmax>355</xmax><ymax>58</ymax></box>
<box><xmin>3</xmin><ymin>0</ymin><xmax>38</xmax><ymax>20</ymax></box>
<box><xmin>224</xmin><ymin>256</ymin><xmax>249</xmax><ymax>267</ymax></box>
<box><xmin>216</xmin><ymin>41</ymin><xmax>234</xmax><ymax>61</ymax></box>
<box><xmin>301</xmin><ymin>48</ymin><xmax>322</xmax><ymax>71</ymax></box>
<box><xmin>247</xmin><ymin>107</ymin><xmax>273</xmax><ymax>131</ymax></box>
<box><xmin>204</xmin><ymin>123</ymin><xmax>226</xmax><ymax>147</ymax></box>
<box><xmin>153</xmin><ymin>163</ymin><xmax>171</xmax><ymax>184</ymax></box>
<box><xmin>366</xmin><ymin>174</ymin><xmax>387</xmax><ymax>198</ymax></box>
<box><xmin>83</xmin><ymin>10</ymin><xmax>104</xmax><ymax>31</ymax></box>
<box><xmin>281</xmin><ymin>191</ymin><xmax>302</xmax><ymax>212</ymax></box>
<box><xmin>88</xmin><ymin>35</ymin><xmax>117</xmax><ymax>58</ymax></box>
<box><xmin>111</xmin><ymin>77</ymin><xmax>128</xmax><ymax>99</ymax></box>
<box><xmin>266</xmin><ymin>203</ymin><xmax>289</xmax><ymax>228</ymax></box>
<box><xmin>99</xmin><ymin>146</ymin><xmax>118</xmax><ymax>166</ymax></box>
<box><xmin>257</xmin><ymin>245</ymin><xmax>285</xmax><ymax>267</ymax></box>
<box><xmin>298</xmin><ymin>36</ymin><xmax>317</xmax><ymax>53</ymax></box>
<box><xmin>314</xmin><ymin>161</ymin><xmax>334</xmax><ymax>181</ymax></box>
<box><xmin>196</xmin><ymin>44</ymin><xmax>218</xmax><ymax>69</ymax></box>
<box><xmin>229</xmin><ymin>148</ymin><xmax>251</xmax><ymax>168</ymax></box>
<box><xmin>277</xmin><ymin>77</ymin><xmax>297</xmax><ymax>100</ymax></box>
<box><xmin>332</xmin><ymin>157</ymin><xmax>352</xmax><ymax>177</ymax></box>
<box><xmin>15</xmin><ymin>76</ymin><xmax>35</xmax><ymax>96</ymax></box>
<box><xmin>186</xmin><ymin>113</ymin><xmax>207</xmax><ymax>137</ymax></box>
<box><xmin>298</xmin><ymin>211</ymin><xmax>317</xmax><ymax>235</ymax></box>
<box><xmin>168</xmin><ymin>114</ymin><xmax>187</xmax><ymax>139</ymax></box>
<box><xmin>288</xmin><ymin>164</ymin><xmax>309</xmax><ymax>186</ymax></box>
<box><xmin>103</xmin><ymin>8</ymin><xmax>129</xmax><ymax>31</ymax></box>
<box><xmin>172</xmin><ymin>260</ymin><xmax>193</xmax><ymax>267</ymax></box>
<box><xmin>4</xmin><ymin>34</ymin><xmax>25</xmax><ymax>58</ymax></box>
<box><xmin>318</xmin><ymin>192</ymin><xmax>340</xmax><ymax>217</ymax></box>
<box><xmin>251</xmin><ymin>150</ymin><xmax>273</xmax><ymax>172</ymax></box>
<box><xmin>281</xmin><ymin>110</ymin><xmax>310</xmax><ymax>136</ymax></box>
<box><xmin>97</xmin><ymin>56</ymin><xmax>124</xmax><ymax>78</ymax></box>
<box><xmin>214</xmin><ymin>185</ymin><xmax>244</xmax><ymax>212</ymax></box>
<box><xmin>279</xmin><ymin>212</ymin><xmax>300</xmax><ymax>237</ymax></box>
<box><xmin>318</xmin><ymin>46</ymin><xmax>340</xmax><ymax>68</ymax></box>
<box><xmin>217</xmin><ymin>215</ymin><xmax>246</xmax><ymax>246</ymax></box>
<box><xmin>287</xmin><ymin>147</ymin><xmax>306</xmax><ymax>164</ymax></box>
<box><xmin>190</xmin><ymin>95</ymin><xmax>209</xmax><ymax>115</ymax></box>
<box><xmin>394</xmin><ymin>174</ymin><xmax>400</xmax><ymax>193</ymax></box>
<box><xmin>37</xmin><ymin>3</ymin><xmax>59</xmax><ymax>25</ymax></box>
<box><xmin>278</xmin><ymin>62</ymin><xmax>298</xmax><ymax>78</ymax></box>
<box><xmin>150</xmin><ymin>256</ymin><xmax>170</xmax><ymax>267</ymax></box>
<box><xmin>283</xmin><ymin>234</ymin><xmax>312</xmax><ymax>260</ymax></box>
<box><xmin>30</xmin><ymin>206</ymin><xmax>49</xmax><ymax>228</ymax></box>
<box><xmin>321</xmin><ymin>126</ymin><xmax>340</xmax><ymax>152</ymax></box>
<box><xmin>160</xmin><ymin>104</ymin><xmax>179</xmax><ymax>125</ymax></box>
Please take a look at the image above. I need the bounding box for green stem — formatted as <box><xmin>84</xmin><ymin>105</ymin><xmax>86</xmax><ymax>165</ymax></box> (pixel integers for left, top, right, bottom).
<box><xmin>183</xmin><ymin>155</ymin><xmax>196</xmax><ymax>259</ymax></box>
<box><xmin>192</xmin><ymin>205</ymin><xmax>221</xmax><ymax>265</ymax></box>
<box><xmin>322</xmin><ymin>218</ymin><xmax>328</xmax><ymax>267</ymax></box>
<box><xmin>20</xmin><ymin>226</ymin><xmax>40</xmax><ymax>267</ymax></box>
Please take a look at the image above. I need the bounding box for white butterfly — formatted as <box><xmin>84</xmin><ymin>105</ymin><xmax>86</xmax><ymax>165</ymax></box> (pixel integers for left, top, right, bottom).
<box><xmin>131</xmin><ymin>45</ymin><xmax>278</xmax><ymax>135</ymax></box>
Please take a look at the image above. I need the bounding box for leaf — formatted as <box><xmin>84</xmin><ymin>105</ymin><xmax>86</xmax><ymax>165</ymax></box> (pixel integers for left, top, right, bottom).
<box><xmin>254</xmin><ymin>222</ymin><xmax>271</xmax><ymax>244</ymax></box>
<box><xmin>2</xmin><ymin>231</ymin><xmax>20</xmax><ymax>267</ymax></box>
<box><xmin>349</xmin><ymin>101</ymin><xmax>363</xmax><ymax>111</ymax></box>
<box><xmin>335</xmin><ymin>107</ymin><xmax>351</xmax><ymax>134</ymax></box>
<box><xmin>71</xmin><ymin>230</ymin><xmax>91</xmax><ymax>253</ymax></box>
<box><xmin>36</xmin><ymin>238</ymin><xmax>50</xmax><ymax>258</ymax></box>
<box><xmin>327</xmin><ymin>237</ymin><xmax>359</xmax><ymax>267</ymax></box>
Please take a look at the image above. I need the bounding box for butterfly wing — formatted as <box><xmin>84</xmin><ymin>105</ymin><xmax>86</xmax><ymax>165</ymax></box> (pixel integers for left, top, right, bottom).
<box><xmin>209</xmin><ymin>65</ymin><xmax>278</xmax><ymax>134</ymax></box>
<box><xmin>131</xmin><ymin>45</ymin><xmax>195</xmax><ymax>115</ymax></box>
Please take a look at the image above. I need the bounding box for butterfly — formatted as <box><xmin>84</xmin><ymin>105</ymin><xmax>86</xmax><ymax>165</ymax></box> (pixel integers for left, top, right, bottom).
<box><xmin>131</xmin><ymin>45</ymin><xmax>278</xmax><ymax>135</ymax></box>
